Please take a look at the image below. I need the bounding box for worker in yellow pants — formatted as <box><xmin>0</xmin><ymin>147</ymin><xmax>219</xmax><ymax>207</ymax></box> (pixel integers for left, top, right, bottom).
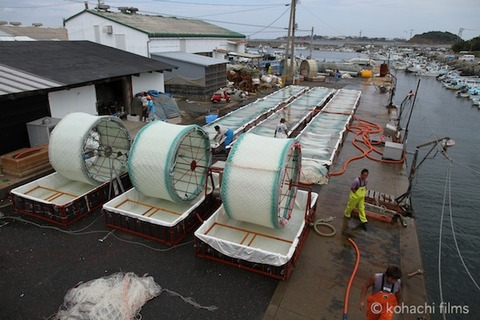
<box><xmin>344</xmin><ymin>168</ymin><xmax>369</xmax><ymax>231</ymax></box>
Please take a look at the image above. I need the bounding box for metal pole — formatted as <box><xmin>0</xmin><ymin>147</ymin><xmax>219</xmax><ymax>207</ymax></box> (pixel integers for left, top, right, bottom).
<box><xmin>289</xmin><ymin>0</ymin><xmax>297</xmax><ymax>83</ymax></box>
<box><xmin>396</xmin><ymin>136</ymin><xmax>450</xmax><ymax>213</ymax></box>
<box><xmin>386</xmin><ymin>73</ymin><xmax>396</xmax><ymax>107</ymax></box>
<box><xmin>282</xmin><ymin>0</ymin><xmax>296</xmax><ymax>85</ymax></box>
<box><xmin>309</xmin><ymin>27</ymin><xmax>314</xmax><ymax>59</ymax></box>
<box><xmin>401</xmin><ymin>79</ymin><xmax>421</xmax><ymax>145</ymax></box>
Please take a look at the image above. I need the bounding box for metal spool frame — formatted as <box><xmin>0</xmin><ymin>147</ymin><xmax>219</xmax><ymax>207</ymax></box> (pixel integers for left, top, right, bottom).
<box><xmin>221</xmin><ymin>134</ymin><xmax>301</xmax><ymax>229</ymax></box>
<box><xmin>49</xmin><ymin>113</ymin><xmax>131</xmax><ymax>185</ymax></box>
<box><xmin>128</xmin><ymin>122</ymin><xmax>211</xmax><ymax>203</ymax></box>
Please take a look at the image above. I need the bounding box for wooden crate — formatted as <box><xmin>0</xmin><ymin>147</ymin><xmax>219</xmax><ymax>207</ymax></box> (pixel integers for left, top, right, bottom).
<box><xmin>1</xmin><ymin>145</ymin><xmax>51</xmax><ymax>177</ymax></box>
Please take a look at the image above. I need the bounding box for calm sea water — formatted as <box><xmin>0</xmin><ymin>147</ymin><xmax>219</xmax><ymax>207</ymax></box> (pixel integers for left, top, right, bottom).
<box><xmin>392</xmin><ymin>71</ymin><xmax>480</xmax><ymax>319</ymax></box>
<box><xmin>299</xmin><ymin>48</ymin><xmax>368</xmax><ymax>62</ymax></box>
<box><xmin>305</xmin><ymin>50</ymin><xmax>480</xmax><ymax>318</ymax></box>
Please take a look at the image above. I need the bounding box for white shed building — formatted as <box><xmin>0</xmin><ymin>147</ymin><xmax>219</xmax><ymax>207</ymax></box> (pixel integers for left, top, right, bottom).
<box><xmin>64</xmin><ymin>7</ymin><xmax>246</xmax><ymax>59</ymax></box>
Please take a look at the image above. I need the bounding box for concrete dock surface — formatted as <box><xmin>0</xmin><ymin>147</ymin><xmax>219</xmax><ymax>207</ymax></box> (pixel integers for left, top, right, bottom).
<box><xmin>264</xmin><ymin>80</ymin><xmax>427</xmax><ymax>320</ymax></box>
<box><xmin>0</xmin><ymin>77</ymin><xmax>428</xmax><ymax>319</ymax></box>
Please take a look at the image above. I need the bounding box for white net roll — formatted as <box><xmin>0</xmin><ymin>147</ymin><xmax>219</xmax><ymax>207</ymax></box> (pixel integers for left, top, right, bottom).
<box><xmin>221</xmin><ymin>133</ymin><xmax>301</xmax><ymax>229</ymax></box>
<box><xmin>128</xmin><ymin>121</ymin><xmax>211</xmax><ymax>203</ymax></box>
<box><xmin>48</xmin><ymin>113</ymin><xmax>131</xmax><ymax>185</ymax></box>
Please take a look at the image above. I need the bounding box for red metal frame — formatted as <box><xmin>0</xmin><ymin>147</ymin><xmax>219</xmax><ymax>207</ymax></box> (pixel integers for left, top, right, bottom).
<box><xmin>194</xmin><ymin>189</ymin><xmax>316</xmax><ymax>281</ymax></box>
<box><xmin>104</xmin><ymin>171</ymin><xmax>221</xmax><ymax>246</ymax></box>
<box><xmin>104</xmin><ymin>193</ymin><xmax>221</xmax><ymax>246</ymax></box>
<box><xmin>10</xmin><ymin>174</ymin><xmax>131</xmax><ymax>227</ymax></box>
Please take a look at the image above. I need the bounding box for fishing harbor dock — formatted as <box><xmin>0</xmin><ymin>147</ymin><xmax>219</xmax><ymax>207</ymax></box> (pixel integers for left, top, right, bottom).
<box><xmin>0</xmin><ymin>76</ymin><xmax>429</xmax><ymax>319</ymax></box>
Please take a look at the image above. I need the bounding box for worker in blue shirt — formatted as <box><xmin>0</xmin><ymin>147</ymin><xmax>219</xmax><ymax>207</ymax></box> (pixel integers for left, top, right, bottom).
<box><xmin>147</xmin><ymin>96</ymin><xmax>157</xmax><ymax>122</ymax></box>
<box><xmin>213</xmin><ymin>125</ymin><xmax>234</xmax><ymax>154</ymax></box>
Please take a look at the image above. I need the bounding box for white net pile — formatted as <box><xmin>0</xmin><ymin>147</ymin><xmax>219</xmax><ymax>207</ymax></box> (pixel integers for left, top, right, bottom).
<box><xmin>49</xmin><ymin>113</ymin><xmax>131</xmax><ymax>185</ymax></box>
<box><xmin>128</xmin><ymin>121</ymin><xmax>211</xmax><ymax>203</ymax></box>
<box><xmin>296</xmin><ymin>89</ymin><xmax>361</xmax><ymax>185</ymax></box>
<box><xmin>53</xmin><ymin>272</ymin><xmax>218</xmax><ymax>319</ymax></box>
<box><xmin>247</xmin><ymin>87</ymin><xmax>335</xmax><ymax>138</ymax></box>
<box><xmin>53</xmin><ymin>272</ymin><xmax>161</xmax><ymax>320</ymax></box>
<box><xmin>221</xmin><ymin>133</ymin><xmax>300</xmax><ymax>229</ymax></box>
<box><xmin>202</xmin><ymin>85</ymin><xmax>308</xmax><ymax>143</ymax></box>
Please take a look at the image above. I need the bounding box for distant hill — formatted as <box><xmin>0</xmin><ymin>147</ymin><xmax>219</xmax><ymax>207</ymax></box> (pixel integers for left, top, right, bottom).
<box><xmin>408</xmin><ymin>31</ymin><xmax>461</xmax><ymax>44</ymax></box>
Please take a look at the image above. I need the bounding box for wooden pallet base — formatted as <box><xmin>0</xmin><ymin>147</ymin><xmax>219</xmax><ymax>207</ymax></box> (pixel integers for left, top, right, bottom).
<box><xmin>365</xmin><ymin>189</ymin><xmax>406</xmax><ymax>215</ymax></box>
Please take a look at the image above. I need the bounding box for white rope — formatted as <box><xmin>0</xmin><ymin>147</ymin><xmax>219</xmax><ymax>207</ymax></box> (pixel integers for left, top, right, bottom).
<box><xmin>446</xmin><ymin>163</ymin><xmax>480</xmax><ymax>291</ymax></box>
<box><xmin>0</xmin><ymin>214</ymin><xmax>192</xmax><ymax>252</ymax></box>
<box><xmin>440</xmin><ymin>150</ymin><xmax>480</xmax><ymax>290</ymax></box>
<box><xmin>0</xmin><ymin>199</ymin><xmax>12</xmax><ymax>208</ymax></box>
<box><xmin>310</xmin><ymin>216</ymin><xmax>336</xmax><ymax>237</ymax></box>
<box><xmin>438</xmin><ymin>164</ymin><xmax>449</xmax><ymax>320</ymax></box>
<box><xmin>161</xmin><ymin>288</ymin><xmax>218</xmax><ymax>311</ymax></box>
<box><xmin>445</xmin><ymin>153</ymin><xmax>480</xmax><ymax>176</ymax></box>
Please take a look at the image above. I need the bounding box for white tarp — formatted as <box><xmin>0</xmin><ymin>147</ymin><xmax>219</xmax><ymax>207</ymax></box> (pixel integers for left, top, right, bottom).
<box><xmin>10</xmin><ymin>172</ymin><xmax>100</xmax><ymax>205</ymax></box>
<box><xmin>102</xmin><ymin>174</ymin><xmax>218</xmax><ymax>227</ymax></box>
<box><xmin>297</xmin><ymin>89</ymin><xmax>361</xmax><ymax>184</ymax></box>
<box><xmin>203</xmin><ymin>85</ymin><xmax>309</xmax><ymax>145</ymax></box>
<box><xmin>195</xmin><ymin>190</ymin><xmax>317</xmax><ymax>266</ymax></box>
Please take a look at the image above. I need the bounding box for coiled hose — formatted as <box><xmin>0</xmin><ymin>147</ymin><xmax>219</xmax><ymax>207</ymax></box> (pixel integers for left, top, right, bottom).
<box><xmin>310</xmin><ymin>216</ymin><xmax>336</xmax><ymax>237</ymax></box>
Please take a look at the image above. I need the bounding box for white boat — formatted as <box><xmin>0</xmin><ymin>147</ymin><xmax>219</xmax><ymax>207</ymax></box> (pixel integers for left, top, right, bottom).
<box><xmin>471</xmin><ymin>96</ymin><xmax>480</xmax><ymax>106</ymax></box>
<box><xmin>295</xmin><ymin>45</ymin><xmax>308</xmax><ymax>50</ymax></box>
<box><xmin>348</xmin><ymin>58</ymin><xmax>376</xmax><ymax>67</ymax></box>
<box><xmin>392</xmin><ymin>61</ymin><xmax>408</xmax><ymax>70</ymax></box>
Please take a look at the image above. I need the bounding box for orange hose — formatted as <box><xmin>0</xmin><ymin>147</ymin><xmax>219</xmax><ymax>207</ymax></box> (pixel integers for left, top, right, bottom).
<box><xmin>329</xmin><ymin>115</ymin><xmax>405</xmax><ymax>177</ymax></box>
<box><xmin>343</xmin><ymin>237</ymin><xmax>360</xmax><ymax>320</ymax></box>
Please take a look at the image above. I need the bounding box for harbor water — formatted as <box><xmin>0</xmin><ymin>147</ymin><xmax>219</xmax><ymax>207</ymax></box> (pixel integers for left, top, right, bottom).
<box><xmin>303</xmin><ymin>50</ymin><xmax>480</xmax><ymax>320</ymax></box>
<box><xmin>305</xmin><ymin>49</ymin><xmax>479</xmax><ymax>318</ymax></box>
<box><xmin>392</xmin><ymin>71</ymin><xmax>480</xmax><ymax>319</ymax></box>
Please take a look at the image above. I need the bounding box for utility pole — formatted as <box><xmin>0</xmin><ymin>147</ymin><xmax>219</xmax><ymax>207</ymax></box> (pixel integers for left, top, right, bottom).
<box><xmin>282</xmin><ymin>0</ymin><xmax>297</xmax><ymax>85</ymax></box>
<box><xmin>309</xmin><ymin>27</ymin><xmax>314</xmax><ymax>59</ymax></box>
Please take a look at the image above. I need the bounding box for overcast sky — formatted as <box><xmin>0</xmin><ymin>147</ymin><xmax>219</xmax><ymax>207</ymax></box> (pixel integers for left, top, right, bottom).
<box><xmin>1</xmin><ymin>0</ymin><xmax>479</xmax><ymax>40</ymax></box>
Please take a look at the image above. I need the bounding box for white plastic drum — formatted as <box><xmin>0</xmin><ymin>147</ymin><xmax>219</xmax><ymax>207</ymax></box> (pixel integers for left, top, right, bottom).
<box><xmin>48</xmin><ymin>113</ymin><xmax>131</xmax><ymax>185</ymax></box>
<box><xmin>128</xmin><ymin>121</ymin><xmax>211</xmax><ymax>203</ymax></box>
<box><xmin>221</xmin><ymin>133</ymin><xmax>301</xmax><ymax>229</ymax></box>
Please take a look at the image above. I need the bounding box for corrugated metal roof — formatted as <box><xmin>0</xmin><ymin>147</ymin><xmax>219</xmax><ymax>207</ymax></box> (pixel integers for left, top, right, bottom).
<box><xmin>0</xmin><ymin>26</ymin><xmax>67</xmax><ymax>40</ymax></box>
<box><xmin>0</xmin><ymin>36</ymin><xmax>36</xmax><ymax>41</ymax></box>
<box><xmin>66</xmin><ymin>10</ymin><xmax>245</xmax><ymax>39</ymax></box>
<box><xmin>151</xmin><ymin>51</ymin><xmax>227</xmax><ymax>67</ymax></box>
<box><xmin>0</xmin><ymin>64</ymin><xmax>64</xmax><ymax>95</ymax></box>
<box><xmin>0</xmin><ymin>41</ymin><xmax>177</xmax><ymax>97</ymax></box>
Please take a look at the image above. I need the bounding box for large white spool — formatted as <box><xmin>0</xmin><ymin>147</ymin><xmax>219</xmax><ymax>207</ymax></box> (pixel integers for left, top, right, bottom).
<box><xmin>128</xmin><ymin>121</ymin><xmax>211</xmax><ymax>203</ymax></box>
<box><xmin>221</xmin><ymin>133</ymin><xmax>301</xmax><ymax>229</ymax></box>
<box><xmin>299</xmin><ymin>59</ymin><xmax>318</xmax><ymax>78</ymax></box>
<box><xmin>48</xmin><ymin>113</ymin><xmax>131</xmax><ymax>185</ymax></box>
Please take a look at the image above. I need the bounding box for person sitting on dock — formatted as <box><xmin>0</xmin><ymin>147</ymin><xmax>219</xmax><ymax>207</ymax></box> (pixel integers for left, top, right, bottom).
<box><xmin>140</xmin><ymin>92</ymin><xmax>149</xmax><ymax>122</ymax></box>
<box><xmin>360</xmin><ymin>266</ymin><xmax>402</xmax><ymax>320</ymax></box>
<box><xmin>344</xmin><ymin>168</ymin><xmax>369</xmax><ymax>231</ymax></box>
<box><xmin>146</xmin><ymin>96</ymin><xmax>157</xmax><ymax>122</ymax></box>
<box><xmin>213</xmin><ymin>125</ymin><xmax>234</xmax><ymax>155</ymax></box>
<box><xmin>274</xmin><ymin>118</ymin><xmax>288</xmax><ymax>138</ymax></box>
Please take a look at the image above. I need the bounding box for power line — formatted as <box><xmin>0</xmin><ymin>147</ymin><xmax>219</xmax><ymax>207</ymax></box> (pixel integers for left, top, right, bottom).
<box><xmin>149</xmin><ymin>0</ymin><xmax>288</xmax><ymax>6</ymax></box>
<box><xmin>297</xmin><ymin>2</ymin><xmax>343</xmax><ymax>36</ymax></box>
<box><xmin>72</xmin><ymin>0</ymin><xmax>288</xmax><ymax>8</ymax></box>
<box><xmin>192</xmin><ymin>5</ymin><xmax>284</xmax><ymax>19</ymax></box>
<box><xmin>71</xmin><ymin>0</ymin><xmax>292</xmax><ymax>31</ymax></box>
<box><xmin>247</xmin><ymin>6</ymin><xmax>290</xmax><ymax>37</ymax></box>
<box><xmin>1</xmin><ymin>2</ymin><xmax>76</xmax><ymax>9</ymax></box>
